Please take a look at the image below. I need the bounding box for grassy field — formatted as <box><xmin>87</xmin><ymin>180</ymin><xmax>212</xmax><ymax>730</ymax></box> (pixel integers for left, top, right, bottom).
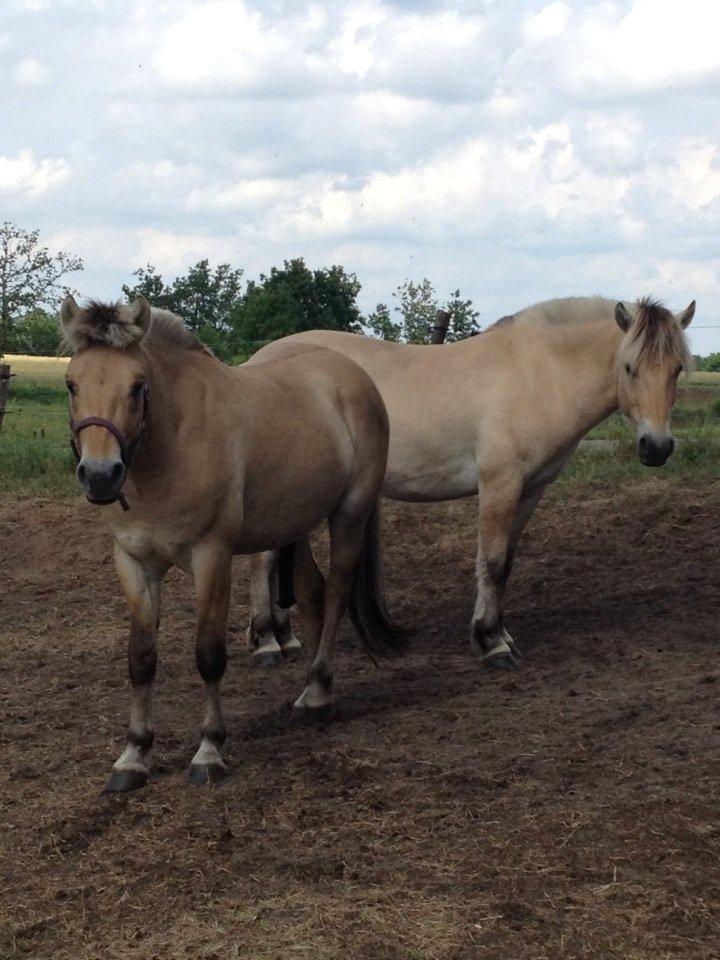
<box><xmin>1</xmin><ymin>355</ymin><xmax>74</xmax><ymax>495</ymax></box>
<box><xmin>2</xmin><ymin>354</ymin><xmax>720</xmax><ymax>495</ymax></box>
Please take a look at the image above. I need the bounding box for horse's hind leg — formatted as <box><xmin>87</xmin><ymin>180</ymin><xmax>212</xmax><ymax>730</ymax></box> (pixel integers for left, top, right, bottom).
<box><xmin>272</xmin><ymin>567</ymin><xmax>303</xmax><ymax>661</ymax></box>
<box><xmin>294</xmin><ymin>510</ymin><xmax>367</xmax><ymax>718</ymax></box>
<box><xmin>472</xmin><ymin>476</ymin><xmax>522</xmax><ymax>670</ymax></box>
<box><xmin>291</xmin><ymin>537</ymin><xmax>329</xmax><ymax>717</ymax></box>
<box><xmin>106</xmin><ymin>547</ymin><xmax>164</xmax><ymax>792</ymax></box>
<box><xmin>248</xmin><ymin>551</ymin><xmax>284</xmax><ymax>668</ymax></box>
<box><xmin>190</xmin><ymin>543</ymin><xmax>232</xmax><ymax>784</ymax></box>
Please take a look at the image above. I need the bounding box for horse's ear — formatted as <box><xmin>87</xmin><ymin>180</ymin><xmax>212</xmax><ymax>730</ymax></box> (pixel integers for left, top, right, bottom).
<box><xmin>615</xmin><ymin>302</ymin><xmax>632</xmax><ymax>332</ymax></box>
<box><xmin>676</xmin><ymin>300</ymin><xmax>695</xmax><ymax>329</ymax></box>
<box><xmin>130</xmin><ymin>296</ymin><xmax>152</xmax><ymax>335</ymax></box>
<box><xmin>60</xmin><ymin>294</ymin><xmax>80</xmax><ymax>331</ymax></box>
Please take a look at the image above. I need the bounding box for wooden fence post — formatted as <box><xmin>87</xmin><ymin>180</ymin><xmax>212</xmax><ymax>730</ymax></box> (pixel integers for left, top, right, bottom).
<box><xmin>0</xmin><ymin>362</ymin><xmax>12</xmax><ymax>432</ymax></box>
<box><xmin>430</xmin><ymin>309</ymin><xmax>451</xmax><ymax>344</ymax></box>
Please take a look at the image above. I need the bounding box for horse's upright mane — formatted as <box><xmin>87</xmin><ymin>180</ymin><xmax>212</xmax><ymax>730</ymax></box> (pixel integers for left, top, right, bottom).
<box><xmin>145</xmin><ymin>308</ymin><xmax>212</xmax><ymax>354</ymax></box>
<box><xmin>62</xmin><ymin>300</ymin><xmax>212</xmax><ymax>355</ymax></box>
<box><xmin>493</xmin><ymin>295</ymin><xmax>690</xmax><ymax>366</ymax></box>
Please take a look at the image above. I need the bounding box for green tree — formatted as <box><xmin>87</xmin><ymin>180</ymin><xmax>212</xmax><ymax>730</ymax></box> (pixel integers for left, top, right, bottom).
<box><xmin>231</xmin><ymin>259</ymin><xmax>362</xmax><ymax>356</ymax></box>
<box><xmin>123</xmin><ymin>260</ymin><xmax>244</xmax><ymax>360</ymax></box>
<box><xmin>369</xmin><ymin>277</ymin><xmax>480</xmax><ymax>343</ymax></box>
<box><xmin>0</xmin><ymin>222</ymin><xmax>83</xmax><ymax>356</ymax></box>
<box><xmin>122</xmin><ymin>265</ymin><xmax>176</xmax><ymax>312</ymax></box>
<box><xmin>366</xmin><ymin>302</ymin><xmax>401</xmax><ymax>342</ymax></box>
<box><xmin>695</xmin><ymin>352</ymin><xmax>720</xmax><ymax>372</ymax></box>
<box><xmin>7</xmin><ymin>309</ymin><xmax>62</xmax><ymax>355</ymax></box>
<box><xmin>444</xmin><ymin>288</ymin><xmax>481</xmax><ymax>342</ymax></box>
<box><xmin>393</xmin><ymin>277</ymin><xmax>438</xmax><ymax>344</ymax></box>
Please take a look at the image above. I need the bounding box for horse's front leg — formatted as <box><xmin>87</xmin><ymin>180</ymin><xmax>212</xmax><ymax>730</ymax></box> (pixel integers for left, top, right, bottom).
<box><xmin>471</xmin><ymin>475</ymin><xmax>522</xmax><ymax>670</ymax></box>
<box><xmin>106</xmin><ymin>547</ymin><xmax>165</xmax><ymax>792</ymax></box>
<box><xmin>190</xmin><ymin>542</ymin><xmax>232</xmax><ymax>785</ymax></box>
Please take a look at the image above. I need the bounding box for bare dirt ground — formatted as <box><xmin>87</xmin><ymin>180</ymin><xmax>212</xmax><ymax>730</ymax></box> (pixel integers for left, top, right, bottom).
<box><xmin>1</xmin><ymin>482</ymin><xmax>719</xmax><ymax>960</ymax></box>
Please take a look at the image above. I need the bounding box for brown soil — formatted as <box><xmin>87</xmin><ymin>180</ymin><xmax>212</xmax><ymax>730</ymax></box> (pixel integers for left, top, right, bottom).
<box><xmin>1</xmin><ymin>482</ymin><xmax>719</xmax><ymax>959</ymax></box>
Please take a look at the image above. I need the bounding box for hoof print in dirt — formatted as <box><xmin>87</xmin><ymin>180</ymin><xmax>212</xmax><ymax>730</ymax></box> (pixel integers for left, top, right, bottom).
<box><xmin>189</xmin><ymin>763</ymin><xmax>227</xmax><ymax>786</ymax></box>
<box><xmin>280</xmin><ymin>644</ymin><xmax>304</xmax><ymax>664</ymax></box>
<box><xmin>290</xmin><ymin>702</ymin><xmax>336</xmax><ymax>726</ymax></box>
<box><xmin>253</xmin><ymin>650</ymin><xmax>284</xmax><ymax>669</ymax></box>
<box><xmin>104</xmin><ymin>768</ymin><xmax>149</xmax><ymax>793</ymax></box>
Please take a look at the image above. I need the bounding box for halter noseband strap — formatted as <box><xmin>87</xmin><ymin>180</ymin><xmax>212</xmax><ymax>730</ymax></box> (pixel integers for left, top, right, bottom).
<box><xmin>69</xmin><ymin>384</ymin><xmax>148</xmax><ymax>511</ymax></box>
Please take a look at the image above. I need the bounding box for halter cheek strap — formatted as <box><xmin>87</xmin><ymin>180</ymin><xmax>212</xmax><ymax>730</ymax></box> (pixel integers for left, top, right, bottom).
<box><xmin>69</xmin><ymin>384</ymin><xmax>148</xmax><ymax>511</ymax></box>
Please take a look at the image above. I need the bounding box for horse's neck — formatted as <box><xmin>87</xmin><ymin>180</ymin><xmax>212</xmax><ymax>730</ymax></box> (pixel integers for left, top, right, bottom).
<box><xmin>541</xmin><ymin>318</ymin><xmax>622</xmax><ymax>442</ymax></box>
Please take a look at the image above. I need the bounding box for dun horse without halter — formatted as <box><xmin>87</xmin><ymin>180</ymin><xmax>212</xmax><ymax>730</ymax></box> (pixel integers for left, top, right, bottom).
<box><xmin>248</xmin><ymin>296</ymin><xmax>694</xmax><ymax>669</ymax></box>
<box><xmin>61</xmin><ymin>295</ymin><xmax>404</xmax><ymax>792</ymax></box>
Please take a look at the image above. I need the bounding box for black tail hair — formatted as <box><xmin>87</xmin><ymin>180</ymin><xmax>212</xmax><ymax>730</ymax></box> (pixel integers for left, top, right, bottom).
<box><xmin>277</xmin><ymin>543</ymin><xmax>296</xmax><ymax>609</ymax></box>
<box><xmin>348</xmin><ymin>506</ymin><xmax>409</xmax><ymax>656</ymax></box>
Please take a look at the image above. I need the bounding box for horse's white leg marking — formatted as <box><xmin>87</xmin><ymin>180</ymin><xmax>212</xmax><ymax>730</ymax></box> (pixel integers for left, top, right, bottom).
<box><xmin>190</xmin><ymin>681</ymin><xmax>226</xmax><ymax>772</ymax></box>
<box><xmin>273</xmin><ymin>603</ymin><xmax>302</xmax><ymax>654</ymax></box>
<box><xmin>248</xmin><ymin>551</ymin><xmax>284</xmax><ymax>664</ymax></box>
<box><xmin>190</xmin><ymin>543</ymin><xmax>232</xmax><ymax>783</ymax></box>
<box><xmin>108</xmin><ymin>547</ymin><xmax>164</xmax><ymax>791</ymax></box>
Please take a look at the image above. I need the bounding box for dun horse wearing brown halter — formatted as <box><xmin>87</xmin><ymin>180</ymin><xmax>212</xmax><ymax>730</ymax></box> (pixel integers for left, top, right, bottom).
<box><xmin>247</xmin><ymin>296</ymin><xmax>694</xmax><ymax>669</ymax></box>
<box><xmin>61</xmin><ymin>295</ymin><xmax>404</xmax><ymax>792</ymax></box>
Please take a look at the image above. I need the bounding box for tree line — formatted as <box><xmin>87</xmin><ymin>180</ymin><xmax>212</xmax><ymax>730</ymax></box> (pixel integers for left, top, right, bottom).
<box><xmin>0</xmin><ymin>222</ymin><xmax>481</xmax><ymax>361</ymax></box>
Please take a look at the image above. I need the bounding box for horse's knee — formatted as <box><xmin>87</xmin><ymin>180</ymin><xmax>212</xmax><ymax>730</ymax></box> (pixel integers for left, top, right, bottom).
<box><xmin>196</xmin><ymin>636</ymin><xmax>227</xmax><ymax>683</ymax></box>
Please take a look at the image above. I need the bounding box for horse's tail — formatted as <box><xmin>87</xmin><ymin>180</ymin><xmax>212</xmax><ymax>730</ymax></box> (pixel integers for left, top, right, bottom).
<box><xmin>348</xmin><ymin>506</ymin><xmax>409</xmax><ymax>656</ymax></box>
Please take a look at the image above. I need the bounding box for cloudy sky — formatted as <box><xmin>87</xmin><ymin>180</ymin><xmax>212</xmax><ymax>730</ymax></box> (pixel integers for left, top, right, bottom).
<box><xmin>3</xmin><ymin>0</ymin><xmax>720</xmax><ymax>351</ymax></box>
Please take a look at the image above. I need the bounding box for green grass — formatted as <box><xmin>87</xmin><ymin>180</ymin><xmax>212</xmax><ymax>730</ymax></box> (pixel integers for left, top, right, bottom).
<box><xmin>0</xmin><ymin>398</ymin><xmax>75</xmax><ymax>494</ymax></box>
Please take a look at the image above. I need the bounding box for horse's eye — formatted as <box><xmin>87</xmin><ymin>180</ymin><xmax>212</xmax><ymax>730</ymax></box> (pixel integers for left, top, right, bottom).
<box><xmin>624</xmin><ymin>363</ymin><xmax>632</xmax><ymax>376</ymax></box>
<box><xmin>66</xmin><ymin>381</ymin><xmax>76</xmax><ymax>397</ymax></box>
<box><xmin>130</xmin><ymin>381</ymin><xmax>145</xmax><ymax>398</ymax></box>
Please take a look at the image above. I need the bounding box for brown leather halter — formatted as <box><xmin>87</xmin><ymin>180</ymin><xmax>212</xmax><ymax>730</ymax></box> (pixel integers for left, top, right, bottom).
<box><xmin>69</xmin><ymin>383</ymin><xmax>148</xmax><ymax>511</ymax></box>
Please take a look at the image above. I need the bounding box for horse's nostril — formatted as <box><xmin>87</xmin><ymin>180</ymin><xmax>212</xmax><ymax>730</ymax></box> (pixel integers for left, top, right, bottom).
<box><xmin>110</xmin><ymin>462</ymin><xmax>124</xmax><ymax>482</ymax></box>
<box><xmin>77</xmin><ymin>463</ymin><xmax>86</xmax><ymax>483</ymax></box>
<box><xmin>638</xmin><ymin>435</ymin><xmax>648</xmax><ymax>451</ymax></box>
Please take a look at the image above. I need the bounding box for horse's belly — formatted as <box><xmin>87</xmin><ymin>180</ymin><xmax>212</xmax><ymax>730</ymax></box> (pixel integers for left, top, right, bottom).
<box><xmin>382</xmin><ymin>447</ymin><xmax>478</xmax><ymax>502</ymax></box>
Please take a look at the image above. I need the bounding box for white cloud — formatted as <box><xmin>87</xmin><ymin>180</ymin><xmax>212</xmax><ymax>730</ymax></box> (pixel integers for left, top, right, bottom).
<box><xmin>0</xmin><ymin>150</ymin><xmax>68</xmax><ymax>196</ymax></box>
<box><xmin>516</xmin><ymin>0</ymin><xmax>720</xmax><ymax>97</ymax></box>
<box><xmin>3</xmin><ymin>0</ymin><xmax>720</xmax><ymax>351</ymax></box>
<box><xmin>12</xmin><ymin>57</ymin><xmax>51</xmax><ymax>85</ymax></box>
<box><xmin>525</xmin><ymin>2</ymin><xmax>571</xmax><ymax>43</ymax></box>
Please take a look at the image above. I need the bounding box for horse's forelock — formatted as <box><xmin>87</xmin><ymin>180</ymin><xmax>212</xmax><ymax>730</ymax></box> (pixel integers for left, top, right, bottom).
<box><xmin>625</xmin><ymin>296</ymin><xmax>691</xmax><ymax>369</ymax></box>
<box><xmin>62</xmin><ymin>300</ymin><xmax>147</xmax><ymax>352</ymax></box>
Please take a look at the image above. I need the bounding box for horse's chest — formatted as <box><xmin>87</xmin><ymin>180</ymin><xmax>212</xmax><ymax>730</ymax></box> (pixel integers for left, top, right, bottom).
<box><xmin>113</xmin><ymin>516</ymin><xmax>207</xmax><ymax>572</ymax></box>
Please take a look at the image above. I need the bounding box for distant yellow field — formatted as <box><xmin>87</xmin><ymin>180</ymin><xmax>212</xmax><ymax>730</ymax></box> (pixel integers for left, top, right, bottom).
<box><xmin>3</xmin><ymin>354</ymin><xmax>69</xmax><ymax>387</ymax></box>
<box><xmin>687</xmin><ymin>370</ymin><xmax>720</xmax><ymax>385</ymax></box>
<box><xmin>3</xmin><ymin>353</ymin><xmax>720</xmax><ymax>389</ymax></box>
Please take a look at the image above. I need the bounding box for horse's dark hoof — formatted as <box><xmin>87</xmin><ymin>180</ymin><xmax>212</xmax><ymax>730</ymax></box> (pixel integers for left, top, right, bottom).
<box><xmin>253</xmin><ymin>649</ymin><xmax>284</xmax><ymax>668</ymax></box>
<box><xmin>104</xmin><ymin>768</ymin><xmax>148</xmax><ymax>793</ymax></box>
<box><xmin>189</xmin><ymin>762</ymin><xmax>227</xmax><ymax>785</ymax></box>
<box><xmin>485</xmin><ymin>651</ymin><xmax>519</xmax><ymax>670</ymax></box>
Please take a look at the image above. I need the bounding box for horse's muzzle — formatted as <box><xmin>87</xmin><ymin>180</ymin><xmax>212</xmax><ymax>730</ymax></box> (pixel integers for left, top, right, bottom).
<box><xmin>77</xmin><ymin>458</ymin><xmax>126</xmax><ymax>503</ymax></box>
<box><xmin>638</xmin><ymin>434</ymin><xmax>674</xmax><ymax>467</ymax></box>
